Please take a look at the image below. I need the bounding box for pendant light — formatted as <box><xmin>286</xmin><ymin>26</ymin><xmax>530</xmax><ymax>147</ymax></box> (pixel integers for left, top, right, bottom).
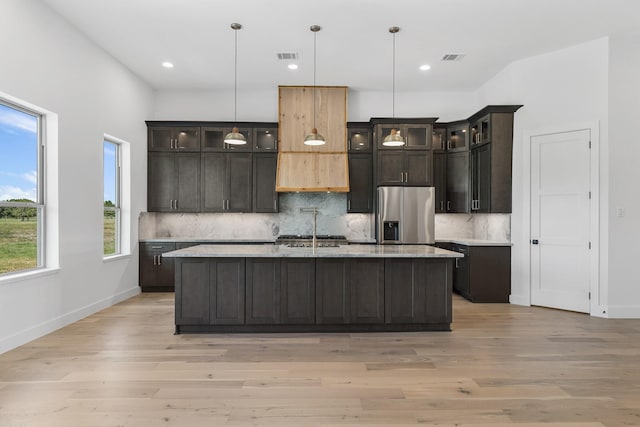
<box><xmin>303</xmin><ymin>25</ymin><xmax>326</xmax><ymax>146</ymax></box>
<box><xmin>224</xmin><ymin>22</ymin><xmax>247</xmax><ymax>145</ymax></box>
<box><xmin>382</xmin><ymin>26</ymin><xmax>405</xmax><ymax>147</ymax></box>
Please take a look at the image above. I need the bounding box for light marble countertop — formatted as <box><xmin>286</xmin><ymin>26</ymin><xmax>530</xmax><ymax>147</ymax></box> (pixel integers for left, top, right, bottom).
<box><xmin>141</xmin><ymin>238</ymin><xmax>276</xmax><ymax>243</ymax></box>
<box><xmin>163</xmin><ymin>244</ymin><xmax>464</xmax><ymax>259</ymax></box>
<box><xmin>436</xmin><ymin>238</ymin><xmax>513</xmax><ymax>247</ymax></box>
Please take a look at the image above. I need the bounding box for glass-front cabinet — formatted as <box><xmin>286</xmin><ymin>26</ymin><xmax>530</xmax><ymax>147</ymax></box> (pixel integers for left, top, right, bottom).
<box><xmin>148</xmin><ymin>126</ymin><xmax>201</xmax><ymax>152</ymax></box>
<box><xmin>348</xmin><ymin>127</ymin><xmax>372</xmax><ymax>152</ymax></box>
<box><xmin>432</xmin><ymin>126</ymin><xmax>447</xmax><ymax>152</ymax></box>
<box><xmin>471</xmin><ymin>114</ymin><xmax>491</xmax><ymax>146</ymax></box>
<box><xmin>445</xmin><ymin>122</ymin><xmax>469</xmax><ymax>152</ymax></box>
<box><xmin>375</xmin><ymin>123</ymin><xmax>433</xmax><ymax>150</ymax></box>
<box><xmin>254</xmin><ymin>127</ymin><xmax>278</xmax><ymax>151</ymax></box>
<box><xmin>201</xmin><ymin>126</ymin><xmax>253</xmax><ymax>152</ymax></box>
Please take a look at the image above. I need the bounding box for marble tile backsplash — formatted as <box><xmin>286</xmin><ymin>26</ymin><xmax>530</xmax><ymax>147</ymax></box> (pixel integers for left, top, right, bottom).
<box><xmin>139</xmin><ymin>193</ymin><xmax>510</xmax><ymax>242</ymax></box>
<box><xmin>435</xmin><ymin>213</ymin><xmax>511</xmax><ymax>241</ymax></box>
<box><xmin>139</xmin><ymin>193</ymin><xmax>375</xmax><ymax>241</ymax></box>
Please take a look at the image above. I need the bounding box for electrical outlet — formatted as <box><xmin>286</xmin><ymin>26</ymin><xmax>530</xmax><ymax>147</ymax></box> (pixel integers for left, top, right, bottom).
<box><xmin>616</xmin><ymin>207</ymin><xmax>625</xmax><ymax>217</ymax></box>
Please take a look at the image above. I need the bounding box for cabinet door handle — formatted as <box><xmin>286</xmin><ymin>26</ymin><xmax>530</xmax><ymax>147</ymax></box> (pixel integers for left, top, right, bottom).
<box><xmin>274</xmin><ymin>198</ymin><xmax>277</xmax><ymax>210</ymax></box>
<box><xmin>348</xmin><ymin>200</ymin><xmax>351</xmax><ymax>210</ymax></box>
<box><xmin>157</xmin><ymin>255</ymin><xmax>162</xmax><ymax>265</ymax></box>
<box><xmin>175</xmin><ymin>200</ymin><xmax>178</xmax><ymax>210</ymax></box>
<box><xmin>455</xmin><ymin>258</ymin><xmax>459</xmax><ymax>268</ymax></box>
<box><xmin>447</xmin><ymin>201</ymin><xmax>451</xmax><ymax>211</ymax></box>
<box><xmin>153</xmin><ymin>255</ymin><xmax>158</xmax><ymax>266</ymax></box>
<box><xmin>440</xmin><ymin>201</ymin><xmax>444</xmax><ymax>211</ymax></box>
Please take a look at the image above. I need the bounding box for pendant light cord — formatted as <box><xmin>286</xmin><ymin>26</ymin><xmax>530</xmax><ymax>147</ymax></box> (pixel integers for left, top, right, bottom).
<box><xmin>313</xmin><ymin>29</ymin><xmax>317</xmax><ymax>129</ymax></box>
<box><xmin>392</xmin><ymin>30</ymin><xmax>395</xmax><ymax>119</ymax></box>
<box><xmin>234</xmin><ymin>27</ymin><xmax>238</xmax><ymax>122</ymax></box>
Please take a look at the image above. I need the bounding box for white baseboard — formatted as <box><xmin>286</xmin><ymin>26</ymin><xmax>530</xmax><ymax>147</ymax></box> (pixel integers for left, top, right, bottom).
<box><xmin>509</xmin><ymin>294</ymin><xmax>530</xmax><ymax>306</ymax></box>
<box><xmin>0</xmin><ymin>286</ymin><xmax>140</xmax><ymax>354</ymax></box>
<box><xmin>604</xmin><ymin>304</ymin><xmax>640</xmax><ymax>319</ymax></box>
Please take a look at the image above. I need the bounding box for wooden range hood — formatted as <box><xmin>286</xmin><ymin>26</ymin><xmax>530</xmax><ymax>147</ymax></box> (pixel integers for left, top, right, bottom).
<box><xmin>276</xmin><ymin>85</ymin><xmax>349</xmax><ymax>192</ymax></box>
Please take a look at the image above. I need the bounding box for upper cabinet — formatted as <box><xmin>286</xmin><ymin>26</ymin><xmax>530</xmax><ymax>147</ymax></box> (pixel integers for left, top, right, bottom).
<box><xmin>347</xmin><ymin>124</ymin><xmax>372</xmax><ymax>152</ymax></box>
<box><xmin>201</xmin><ymin>127</ymin><xmax>253</xmax><ymax>152</ymax></box>
<box><xmin>467</xmin><ymin>106</ymin><xmax>523</xmax><ymax>213</ymax></box>
<box><xmin>445</xmin><ymin>122</ymin><xmax>470</xmax><ymax>152</ymax></box>
<box><xmin>432</xmin><ymin>126</ymin><xmax>447</xmax><ymax>152</ymax></box>
<box><xmin>373</xmin><ymin>121</ymin><xmax>435</xmax><ymax>151</ymax></box>
<box><xmin>255</xmin><ymin>126</ymin><xmax>278</xmax><ymax>151</ymax></box>
<box><xmin>148</xmin><ymin>126</ymin><xmax>200</xmax><ymax>152</ymax></box>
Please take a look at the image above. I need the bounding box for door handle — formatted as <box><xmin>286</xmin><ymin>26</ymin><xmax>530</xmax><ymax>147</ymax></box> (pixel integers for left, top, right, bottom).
<box><xmin>157</xmin><ymin>255</ymin><xmax>162</xmax><ymax>265</ymax></box>
<box><xmin>447</xmin><ymin>201</ymin><xmax>451</xmax><ymax>211</ymax></box>
<box><xmin>440</xmin><ymin>201</ymin><xmax>444</xmax><ymax>211</ymax></box>
<box><xmin>531</xmin><ymin>239</ymin><xmax>539</xmax><ymax>245</ymax></box>
<box><xmin>348</xmin><ymin>200</ymin><xmax>351</xmax><ymax>210</ymax></box>
<box><xmin>455</xmin><ymin>258</ymin><xmax>459</xmax><ymax>268</ymax></box>
<box><xmin>153</xmin><ymin>255</ymin><xmax>157</xmax><ymax>266</ymax></box>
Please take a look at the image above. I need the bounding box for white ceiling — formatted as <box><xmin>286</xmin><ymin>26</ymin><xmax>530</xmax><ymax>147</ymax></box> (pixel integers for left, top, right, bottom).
<box><xmin>42</xmin><ymin>0</ymin><xmax>640</xmax><ymax>92</ymax></box>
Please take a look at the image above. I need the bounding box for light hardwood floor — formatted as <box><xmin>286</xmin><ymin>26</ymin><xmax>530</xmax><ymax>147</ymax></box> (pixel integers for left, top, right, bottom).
<box><xmin>1</xmin><ymin>293</ymin><xmax>639</xmax><ymax>426</ymax></box>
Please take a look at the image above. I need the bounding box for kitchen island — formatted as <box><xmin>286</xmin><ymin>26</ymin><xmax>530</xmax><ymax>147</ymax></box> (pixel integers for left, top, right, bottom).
<box><xmin>164</xmin><ymin>244</ymin><xmax>463</xmax><ymax>333</ymax></box>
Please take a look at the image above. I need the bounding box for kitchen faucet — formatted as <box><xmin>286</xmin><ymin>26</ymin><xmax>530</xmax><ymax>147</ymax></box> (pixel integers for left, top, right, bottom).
<box><xmin>300</xmin><ymin>207</ymin><xmax>318</xmax><ymax>248</ymax></box>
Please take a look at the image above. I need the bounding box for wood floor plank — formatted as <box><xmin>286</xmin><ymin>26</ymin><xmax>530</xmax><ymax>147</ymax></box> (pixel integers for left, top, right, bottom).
<box><xmin>0</xmin><ymin>293</ymin><xmax>639</xmax><ymax>426</ymax></box>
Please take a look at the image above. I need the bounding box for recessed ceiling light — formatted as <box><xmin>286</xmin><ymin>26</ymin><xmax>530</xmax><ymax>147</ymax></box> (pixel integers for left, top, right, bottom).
<box><xmin>288</xmin><ymin>63</ymin><xmax>299</xmax><ymax>70</ymax></box>
<box><xmin>162</xmin><ymin>61</ymin><xmax>174</xmax><ymax>68</ymax></box>
<box><xmin>419</xmin><ymin>64</ymin><xmax>431</xmax><ymax>71</ymax></box>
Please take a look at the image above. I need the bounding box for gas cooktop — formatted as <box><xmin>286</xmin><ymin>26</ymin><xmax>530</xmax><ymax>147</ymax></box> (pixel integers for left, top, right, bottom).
<box><xmin>275</xmin><ymin>235</ymin><xmax>348</xmax><ymax>247</ymax></box>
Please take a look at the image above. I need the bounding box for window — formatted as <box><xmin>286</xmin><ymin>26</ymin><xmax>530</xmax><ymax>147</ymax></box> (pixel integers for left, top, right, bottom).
<box><xmin>103</xmin><ymin>139</ymin><xmax>121</xmax><ymax>256</ymax></box>
<box><xmin>0</xmin><ymin>100</ymin><xmax>44</xmax><ymax>275</ymax></box>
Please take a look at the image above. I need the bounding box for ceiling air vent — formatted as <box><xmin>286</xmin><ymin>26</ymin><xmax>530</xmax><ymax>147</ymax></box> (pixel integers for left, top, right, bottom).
<box><xmin>441</xmin><ymin>54</ymin><xmax>465</xmax><ymax>61</ymax></box>
<box><xmin>277</xmin><ymin>52</ymin><xmax>298</xmax><ymax>60</ymax></box>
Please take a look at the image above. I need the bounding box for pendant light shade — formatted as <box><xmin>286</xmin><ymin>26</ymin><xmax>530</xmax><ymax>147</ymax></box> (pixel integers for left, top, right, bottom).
<box><xmin>382</xmin><ymin>26</ymin><xmax>405</xmax><ymax>147</ymax></box>
<box><xmin>224</xmin><ymin>22</ymin><xmax>247</xmax><ymax>145</ymax></box>
<box><xmin>303</xmin><ymin>25</ymin><xmax>326</xmax><ymax>146</ymax></box>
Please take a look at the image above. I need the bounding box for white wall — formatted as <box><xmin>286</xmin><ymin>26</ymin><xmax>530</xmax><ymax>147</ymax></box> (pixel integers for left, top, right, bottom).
<box><xmin>152</xmin><ymin>88</ymin><xmax>474</xmax><ymax>122</ymax></box>
<box><xmin>0</xmin><ymin>0</ymin><xmax>154</xmax><ymax>353</ymax></box>
<box><xmin>474</xmin><ymin>38</ymin><xmax>614</xmax><ymax>314</ymax></box>
<box><xmin>607</xmin><ymin>30</ymin><xmax>640</xmax><ymax>317</ymax></box>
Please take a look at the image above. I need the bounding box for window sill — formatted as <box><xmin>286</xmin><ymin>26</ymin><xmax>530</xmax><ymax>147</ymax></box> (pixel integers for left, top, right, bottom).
<box><xmin>103</xmin><ymin>253</ymin><xmax>131</xmax><ymax>263</ymax></box>
<box><xmin>0</xmin><ymin>267</ymin><xmax>61</xmax><ymax>286</ymax></box>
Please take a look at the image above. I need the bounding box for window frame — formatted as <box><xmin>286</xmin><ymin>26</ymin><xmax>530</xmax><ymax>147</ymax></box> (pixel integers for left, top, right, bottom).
<box><xmin>0</xmin><ymin>99</ymin><xmax>45</xmax><ymax>275</ymax></box>
<box><xmin>103</xmin><ymin>138</ymin><xmax>122</xmax><ymax>257</ymax></box>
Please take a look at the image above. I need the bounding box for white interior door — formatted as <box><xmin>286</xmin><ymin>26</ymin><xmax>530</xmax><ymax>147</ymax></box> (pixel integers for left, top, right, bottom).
<box><xmin>530</xmin><ymin>129</ymin><xmax>591</xmax><ymax>313</ymax></box>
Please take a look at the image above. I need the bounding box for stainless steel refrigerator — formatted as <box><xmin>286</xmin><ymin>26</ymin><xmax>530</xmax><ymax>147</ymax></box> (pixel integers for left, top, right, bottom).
<box><xmin>377</xmin><ymin>186</ymin><xmax>435</xmax><ymax>244</ymax></box>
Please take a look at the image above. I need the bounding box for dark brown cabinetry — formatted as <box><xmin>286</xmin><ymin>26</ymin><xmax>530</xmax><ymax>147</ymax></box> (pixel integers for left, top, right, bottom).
<box><xmin>140</xmin><ymin>242</ymin><xmax>199</xmax><ymax>292</ymax></box>
<box><xmin>245</xmin><ymin>258</ymin><xmax>281</xmax><ymax>324</ymax></box>
<box><xmin>466</xmin><ymin>108</ymin><xmax>520</xmax><ymax>213</ymax></box>
<box><xmin>348</xmin><ymin>126</ymin><xmax>372</xmax><ymax>152</ymax></box>
<box><xmin>432</xmin><ymin>126</ymin><xmax>447</xmax><ymax>152</ymax></box>
<box><xmin>374</xmin><ymin>123</ymin><xmax>433</xmax><ymax>150</ymax></box>
<box><xmin>315</xmin><ymin>259</ymin><xmax>350</xmax><ymax>324</ymax></box>
<box><xmin>201</xmin><ymin>126</ymin><xmax>253</xmax><ymax>152</ymax></box>
<box><xmin>384</xmin><ymin>259</ymin><xmax>452</xmax><ymax>324</ymax></box>
<box><xmin>201</xmin><ymin>152</ymin><xmax>252</xmax><ymax>212</ymax></box>
<box><xmin>347</xmin><ymin>153</ymin><xmax>373</xmax><ymax>213</ymax></box>
<box><xmin>148</xmin><ymin>126</ymin><xmax>200</xmax><ymax>151</ymax></box>
<box><xmin>175</xmin><ymin>256</ymin><xmax>452</xmax><ymax>333</ymax></box>
<box><xmin>433</xmin><ymin>152</ymin><xmax>447</xmax><ymax>213</ymax></box>
<box><xmin>436</xmin><ymin>242</ymin><xmax>511</xmax><ymax>303</ymax></box>
<box><xmin>253</xmin><ymin>153</ymin><xmax>278</xmax><ymax>213</ymax></box>
<box><xmin>148</xmin><ymin>152</ymin><xmax>200</xmax><ymax>212</ymax></box>
<box><xmin>445</xmin><ymin>151</ymin><xmax>469</xmax><ymax>213</ymax></box>
<box><xmin>470</xmin><ymin>143</ymin><xmax>491</xmax><ymax>212</ymax></box>
<box><xmin>445</xmin><ymin>122</ymin><xmax>470</xmax><ymax>152</ymax></box>
<box><xmin>174</xmin><ymin>258</ymin><xmax>245</xmax><ymax>326</ymax></box>
<box><xmin>281</xmin><ymin>259</ymin><xmax>316</xmax><ymax>324</ymax></box>
<box><xmin>146</xmin><ymin>121</ymin><xmax>280</xmax><ymax>214</ymax></box>
<box><xmin>377</xmin><ymin>150</ymin><xmax>432</xmax><ymax>186</ymax></box>
<box><xmin>140</xmin><ymin>242</ymin><xmax>176</xmax><ymax>292</ymax></box>
<box><xmin>315</xmin><ymin>259</ymin><xmax>385</xmax><ymax>325</ymax></box>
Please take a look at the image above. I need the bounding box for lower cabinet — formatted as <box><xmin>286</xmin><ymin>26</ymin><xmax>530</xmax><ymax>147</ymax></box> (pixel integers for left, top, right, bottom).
<box><xmin>436</xmin><ymin>243</ymin><xmax>511</xmax><ymax>303</ymax></box>
<box><xmin>175</xmin><ymin>257</ymin><xmax>453</xmax><ymax>333</ymax></box>
<box><xmin>281</xmin><ymin>259</ymin><xmax>316</xmax><ymax>324</ymax></box>
<box><xmin>175</xmin><ymin>258</ymin><xmax>245</xmax><ymax>325</ymax></box>
<box><xmin>385</xmin><ymin>259</ymin><xmax>452</xmax><ymax>324</ymax></box>
<box><xmin>140</xmin><ymin>242</ymin><xmax>198</xmax><ymax>292</ymax></box>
